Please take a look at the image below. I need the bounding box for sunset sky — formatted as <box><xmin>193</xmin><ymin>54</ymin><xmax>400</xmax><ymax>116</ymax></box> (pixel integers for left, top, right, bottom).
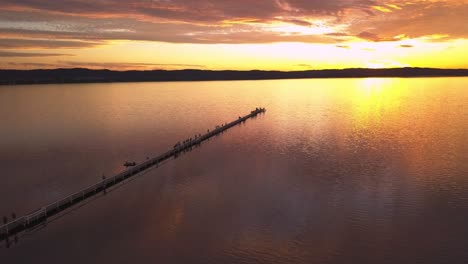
<box><xmin>0</xmin><ymin>0</ymin><xmax>467</xmax><ymax>70</ymax></box>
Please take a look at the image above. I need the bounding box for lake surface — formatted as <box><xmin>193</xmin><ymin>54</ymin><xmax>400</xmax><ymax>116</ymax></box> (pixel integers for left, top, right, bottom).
<box><xmin>0</xmin><ymin>78</ymin><xmax>467</xmax><ymax>263</ymax></box>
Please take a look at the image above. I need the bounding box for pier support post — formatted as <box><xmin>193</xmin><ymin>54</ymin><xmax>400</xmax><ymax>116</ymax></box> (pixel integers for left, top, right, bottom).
<box><xmin>102</xmin><ymin>174</ymin><xmax>107</xmax><ymax>194</ymax></box>
<box><xmin>3</xmin><ymin>216</ymin><xmax>8</xmax><ymax>236</ymax></box>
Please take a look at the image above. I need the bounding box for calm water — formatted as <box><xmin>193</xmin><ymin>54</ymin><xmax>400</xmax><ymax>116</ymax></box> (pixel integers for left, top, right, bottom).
<box><xmin>0</xmin><ymin>78</ymin><xmax>467</xmax><ymax>263</ymax></box>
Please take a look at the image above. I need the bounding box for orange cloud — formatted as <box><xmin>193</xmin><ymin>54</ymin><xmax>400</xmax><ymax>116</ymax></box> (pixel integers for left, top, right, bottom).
<box><xmin>0</xmin><ymin>0</ymin><xmax>466</xmax><ymax>46</ymax></box>
<box><xmin>0</xmin><ymin>0</ymin><xmax>466</xmax><ymax>70</ymax></box>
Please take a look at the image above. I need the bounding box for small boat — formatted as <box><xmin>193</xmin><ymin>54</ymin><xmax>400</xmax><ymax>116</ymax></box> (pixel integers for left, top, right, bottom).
<box><xmin>124</xmin><ymin>161</ymin><xmax>137</xmax><ymax>167</ymax></box>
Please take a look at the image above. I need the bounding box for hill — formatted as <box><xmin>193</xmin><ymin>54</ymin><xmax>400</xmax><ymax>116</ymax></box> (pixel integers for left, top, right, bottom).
<box><xmin>1</xmin><ymin>67</ymin><xmax>467</xmax><ymax>85</ymax></box>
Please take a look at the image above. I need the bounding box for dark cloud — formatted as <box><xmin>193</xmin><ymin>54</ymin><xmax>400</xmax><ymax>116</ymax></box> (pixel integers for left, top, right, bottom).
<box><xmin>58</xmin><ymin>61</ymin><xmax>205</xmax><ymax>69</ymax></box>
<box><xmin>0</xmin><ymin>38</ymin><xmax>102</xmax><ymax>49</ymax></box>
<box><xmin>296</xmin><ymin>64</ymin><xmax>314</xmax><ymax>68</ymax></box>
<box><xmin>1</xmin><ymin>61</ymin><xmax>206</xmax><ymax>70</ymax></box>
<box><xmin>326</xmin><ymin>32</ymin><xmax>349</xmax><ymax>37</ymax></box>
<box><xmin>279</xmin><ymin>18</ymin><xmax>312</xmax><ymax>26</ymax></box>
<box><xmin>278</xmin><ymin>0</ymin><xmax>377</xmax><ymax>14</ymax></box>
<box><xmin>357</xmin><ymin>31</ymin><xmax>380</xmax><ymax>41</ymax></box>
<box><xmin>399</xmin><ymin>44</ymin><xmax>413</xmax><ymax>48</ymax></box>
<box><xmin>0</xmin><ymin>51</ymin><xmax>73</xmax><ymax>57</ymax></box>
<box><xmin>0</xmin><ymin>0</ymin><xmax>126</xmax><ymax>15</ymax></box>
<box><xmin>0</xmin><ymin>0</ymin><xmax>377</xmax><ymax>21</ymax></box>
<box><xmin>356</xmin><ymin>31</ymin><xmax>406</xmax><ymax>42</ymax></box>
<box><xmin>3</xmin><ymin>62</ymin><xmax>58</xmax><ymax>68</ymax></box>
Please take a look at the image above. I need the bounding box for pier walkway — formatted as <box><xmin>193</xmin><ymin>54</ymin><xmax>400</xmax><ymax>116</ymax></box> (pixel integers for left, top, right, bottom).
<box><xmin>0</xmin><ymin>107</ymin><xmax>266</xmax><ymax>242</ymax></box>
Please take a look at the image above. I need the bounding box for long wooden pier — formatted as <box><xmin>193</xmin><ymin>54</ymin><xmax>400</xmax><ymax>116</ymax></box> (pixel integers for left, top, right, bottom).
<box><xmin>0</xmin><ymin>107</ymin><xmax>266</xmax><ymax>242</ymax></box>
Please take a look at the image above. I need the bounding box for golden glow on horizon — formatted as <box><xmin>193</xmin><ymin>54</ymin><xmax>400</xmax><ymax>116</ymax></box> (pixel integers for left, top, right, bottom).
<box><xmin>3</xmin><ymin>38</ymin><xmax>468</xmax><ymax>70</ymax></box>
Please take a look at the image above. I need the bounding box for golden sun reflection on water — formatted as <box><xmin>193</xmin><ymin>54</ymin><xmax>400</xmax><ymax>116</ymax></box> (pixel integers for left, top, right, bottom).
<box><xmin>347</xmin><ymin>79</ymin><xmax>404</xmax><ymax>129</ymax></box>
<box><xmin>325</xmin><ymin>79</ymin><xmax>466</xmax><ymax>191</ymax></box>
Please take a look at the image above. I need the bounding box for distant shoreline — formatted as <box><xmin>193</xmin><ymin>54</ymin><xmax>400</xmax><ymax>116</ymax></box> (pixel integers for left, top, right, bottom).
<box><xmin>1</xmin><ymin>67</ymin><xmax>467</xmax><ymax>85</ymax></box>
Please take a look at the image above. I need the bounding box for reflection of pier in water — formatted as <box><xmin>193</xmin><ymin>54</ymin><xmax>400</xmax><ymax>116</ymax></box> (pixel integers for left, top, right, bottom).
<box><xmin>0</xmin><ymin>107</ymin><xmax>266</xmax><ymax>246</ymax></box>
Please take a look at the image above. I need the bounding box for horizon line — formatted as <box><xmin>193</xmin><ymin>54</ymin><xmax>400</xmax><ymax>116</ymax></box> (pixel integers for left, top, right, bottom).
<box><xmin>2</xmin><ymin>66</ymin><xmax>468</xmax><ymax>72</ymax></box>
<box><xmin>2</xmin><ymin>67</ymin><xmax>467</xmax><ymax>85</ymax></box>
